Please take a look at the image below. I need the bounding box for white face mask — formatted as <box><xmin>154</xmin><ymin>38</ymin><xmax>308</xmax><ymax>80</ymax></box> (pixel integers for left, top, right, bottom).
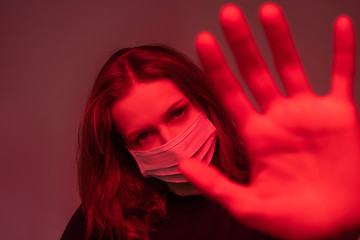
<box><xmin>128</xmin><ymin>113</ymin><xmax>217</xmax><ymax>183</ymax></box>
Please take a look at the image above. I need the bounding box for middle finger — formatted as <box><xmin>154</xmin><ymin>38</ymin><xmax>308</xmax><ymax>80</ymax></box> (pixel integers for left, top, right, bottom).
<box><xmin>220</xmin><ymin>4</ymin><xmax>282</xmax><ymax>112</ymax></box>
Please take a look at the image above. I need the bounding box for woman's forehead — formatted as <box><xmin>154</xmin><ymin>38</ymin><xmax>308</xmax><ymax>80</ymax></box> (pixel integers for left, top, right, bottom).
<box><xmin>110</xmin><ymin>79</ymin><xmax>190</xmax><ymax>133</ymax></box>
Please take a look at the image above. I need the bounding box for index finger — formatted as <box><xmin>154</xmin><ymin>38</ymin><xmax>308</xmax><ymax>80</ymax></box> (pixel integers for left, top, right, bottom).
<box><xmin>196</xmin><ymin>31</ymin><xmax>257</xmax><ymax>127</ymax></box>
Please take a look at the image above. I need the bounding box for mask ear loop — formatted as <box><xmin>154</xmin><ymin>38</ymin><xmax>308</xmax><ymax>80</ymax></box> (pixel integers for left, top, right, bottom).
<box><xmin>202</xmin><ymin>105</ymin><xmax>217</xmax><ymax>128</ymax></box>
<box><xmin>125</xmin><ymin>145</ymin><xmax>147</xmax><ymax>175</ymax></box>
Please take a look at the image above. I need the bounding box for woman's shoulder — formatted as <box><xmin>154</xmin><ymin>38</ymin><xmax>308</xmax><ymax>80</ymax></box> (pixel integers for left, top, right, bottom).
<box><xmin>61</xmin><ymin>206</ymin><xmax>86</xmax><ymax>240</ymax></box>
<box><xmin>150</xmin><ymin>193</ymin><xmax>273</xmax><ymax>240</ymax></box>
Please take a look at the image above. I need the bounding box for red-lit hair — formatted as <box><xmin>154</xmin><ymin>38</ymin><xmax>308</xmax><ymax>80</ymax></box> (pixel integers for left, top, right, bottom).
<box><xmin>78</xmin><ymin>45</ymin><xmax>249</xmax><ymax>239</ymax></box>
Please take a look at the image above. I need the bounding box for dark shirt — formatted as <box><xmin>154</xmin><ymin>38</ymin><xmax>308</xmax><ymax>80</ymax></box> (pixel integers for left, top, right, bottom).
<box><xmin>61</xmin><ymin>193</ymin><xmax>273</xmax><ymax>240</ymax></box>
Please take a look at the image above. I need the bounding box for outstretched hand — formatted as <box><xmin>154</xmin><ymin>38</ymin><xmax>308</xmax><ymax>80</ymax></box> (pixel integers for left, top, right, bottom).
<box><xmin>179</xmin><ymin>3</ymin><xmax>360</xmax><ymax>239</ymax></box>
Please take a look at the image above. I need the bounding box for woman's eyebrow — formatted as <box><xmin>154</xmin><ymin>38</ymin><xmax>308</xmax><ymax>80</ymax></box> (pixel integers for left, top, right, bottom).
<box><xmin>126</xmin><ymin>98</ymin><xmax>187</xmax><ymax>140</ymax></box>
<box><xmin>162</xmin><ymin>98</ymin><xmax>187</xmax><ymax>121</ymax></box>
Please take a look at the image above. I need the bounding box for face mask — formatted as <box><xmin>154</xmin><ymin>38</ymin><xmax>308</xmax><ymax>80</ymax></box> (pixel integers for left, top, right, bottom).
<box><xmin>128</xmin><ymin>113</ymin><xmax>217</xmax><ymax>183</ymax></box>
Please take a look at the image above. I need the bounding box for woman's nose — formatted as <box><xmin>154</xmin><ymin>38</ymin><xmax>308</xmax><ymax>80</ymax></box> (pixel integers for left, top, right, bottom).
<box><xmin>158</xmin><ymin>125</ymin><xmax>176</xmax><ymax>144</ymax></box>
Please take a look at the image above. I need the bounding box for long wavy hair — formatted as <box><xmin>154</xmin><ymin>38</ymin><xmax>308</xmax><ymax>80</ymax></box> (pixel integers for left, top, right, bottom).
<box><xmin>78</xmin><ymin>45</ymin><xmax>249</xmax><ymax>240</ymax></box>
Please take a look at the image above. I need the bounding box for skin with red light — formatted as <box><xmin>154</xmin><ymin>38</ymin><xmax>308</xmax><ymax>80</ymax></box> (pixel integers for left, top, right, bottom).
<box><xmin>179</xmin><ymin>3</ymin><xmax>360</xmax><ymax>240</ymax></box>
<box><xmin>111</xmin><ymin>78</ymin><xmax>202</xmax><ymax>195</ymax></box>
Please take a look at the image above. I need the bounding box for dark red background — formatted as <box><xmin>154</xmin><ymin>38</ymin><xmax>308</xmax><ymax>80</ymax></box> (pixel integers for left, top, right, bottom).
<box><xmin>0</xmin><ymin>0</ymin><xmax>359</xmax><ymax>239</ymax></box>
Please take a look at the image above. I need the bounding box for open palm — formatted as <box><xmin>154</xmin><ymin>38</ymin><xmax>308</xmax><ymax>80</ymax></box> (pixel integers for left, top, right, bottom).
<box><xmin>179</xmin><ymin>3</ymin><xmax>360</xmax><ymax>239</ymax></box>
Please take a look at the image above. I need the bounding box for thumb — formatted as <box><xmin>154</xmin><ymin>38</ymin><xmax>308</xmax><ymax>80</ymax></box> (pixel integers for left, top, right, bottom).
<box><xmin>178</xmin><ymin>159</ymin><xmax>256</xmax><ymax>220</ymax></box>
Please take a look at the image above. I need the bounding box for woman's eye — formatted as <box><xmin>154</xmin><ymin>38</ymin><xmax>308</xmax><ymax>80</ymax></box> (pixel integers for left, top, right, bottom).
<box><xmin>136</xmin><ymin>133</ymin><xmax>149</xmax><ymax>143</ymax></box>
<box><xmin>172</xmin><ymin>107</ymin><xmax>186</xmax><ymax>119</ymax></box>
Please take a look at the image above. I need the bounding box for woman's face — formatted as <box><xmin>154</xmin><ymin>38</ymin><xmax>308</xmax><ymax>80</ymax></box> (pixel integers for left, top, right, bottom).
<box><xmin>111</xmin><ymin>78</ymin><xmax>201</xmax><ymax>151</ymax></box>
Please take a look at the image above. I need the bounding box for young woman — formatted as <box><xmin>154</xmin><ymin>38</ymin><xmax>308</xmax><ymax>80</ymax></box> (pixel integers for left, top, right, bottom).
<box><xmin>61</xmin><ymin>45</ymin><xmax>272</xmax><ymax>240</ymax></box>
<box><xmin>62</xmin><ymin>2</ymin><xmax>360</xmax><ymax>239</ymax></box>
